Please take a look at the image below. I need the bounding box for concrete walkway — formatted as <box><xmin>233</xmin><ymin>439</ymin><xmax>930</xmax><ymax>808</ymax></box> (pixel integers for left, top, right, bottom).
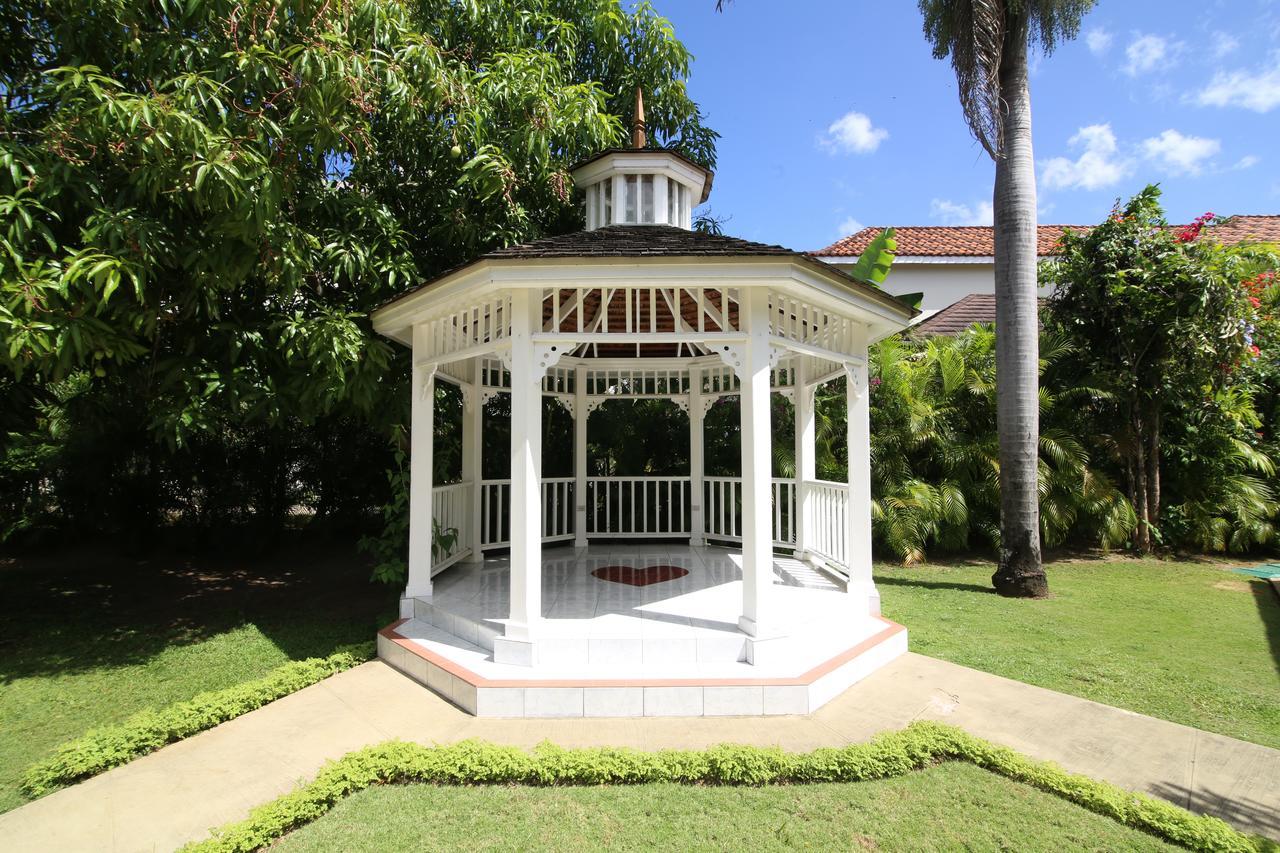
<box><xmin>3</xmin><ymin>653</ymin><xmax>1277</xmax><ymax>852</ymax></box>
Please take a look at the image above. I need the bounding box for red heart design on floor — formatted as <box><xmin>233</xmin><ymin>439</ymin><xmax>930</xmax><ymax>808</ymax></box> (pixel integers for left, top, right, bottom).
<box><xmin>590</xmin><ymin>565</ymin><xmax>690</xmax><ymax>586</ymax></box>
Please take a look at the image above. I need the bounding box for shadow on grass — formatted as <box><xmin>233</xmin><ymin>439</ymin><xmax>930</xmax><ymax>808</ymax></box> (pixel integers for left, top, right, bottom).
<box><xmin>1252</xmin><ymin>578</ymin><xmax>1280</xmax><ymax>675</ymax></box>
<box><xmin>873</xmin><ymin>574</ymin><xmax>998</xmax><ymax>595</ymax></box>
<box><xmin>0</xmin><ymin>535</ymin><xmax>398</xmax><ymax>682</ymax></box>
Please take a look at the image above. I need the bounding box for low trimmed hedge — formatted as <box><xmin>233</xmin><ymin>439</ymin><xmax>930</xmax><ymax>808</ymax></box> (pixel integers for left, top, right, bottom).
<box><xmin>21</xmin><ymin>644</ymin><xmax>373</xmax><ymax>798</ymax></box>
<box><xmin>184</xmin><ymin>721</ymin><xmax>1262</xmax><ymax>853</ymax></box>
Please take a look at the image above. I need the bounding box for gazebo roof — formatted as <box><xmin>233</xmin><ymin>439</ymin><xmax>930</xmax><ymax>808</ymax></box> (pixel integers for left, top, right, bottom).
<box><xmin>376</xmin><ymin>225</ymin><xmax>915</xmax><ymax>327</ymax></box>
<box><xmin>487</xmin><ymin>224</ymin><xmax>792</xmax><ymax>259</ymax></box>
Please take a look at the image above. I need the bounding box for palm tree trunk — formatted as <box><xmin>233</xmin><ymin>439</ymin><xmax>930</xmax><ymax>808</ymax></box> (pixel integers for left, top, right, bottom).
<box><xmin>990</xmin><ymin>12</ymin><xmax>1047</xmax><ymax>598</ymax></box>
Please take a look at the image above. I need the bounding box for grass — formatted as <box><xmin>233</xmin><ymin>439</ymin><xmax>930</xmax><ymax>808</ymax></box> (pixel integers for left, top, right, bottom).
<box><xmin>0</xmin><ymin>538</ymin><xmax>396</xmax><ymax>814</ymax></box>
<box><xmin>1</xmin><ymin>539</ymin><xmax>1276</xmax><ymax>826</ymax></box>
<box><xmin>876</xmin><ymin>556</ymin><xmax>1280</xmax><ymax>749</ymax></box>
<box><xmin>271</xmin><ymin>763</ymin><xmax>1180</xmax><ymax>852</ymax></box>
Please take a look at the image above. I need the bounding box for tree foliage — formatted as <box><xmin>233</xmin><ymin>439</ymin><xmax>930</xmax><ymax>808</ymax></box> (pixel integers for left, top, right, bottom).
<box><xmin>0</xmin><ymin>0</ymin><xmax>716</xmax><ymax>541</ymax></box>
<box><xmin>1045</xmin><ymin>186</ymin><xmax>1280</xmax><ymax>552</ymax></box>
<box><xmin>918</xmin><ymin>0</ymin><xmax>1093</xmax><ymax>158</ymax></box>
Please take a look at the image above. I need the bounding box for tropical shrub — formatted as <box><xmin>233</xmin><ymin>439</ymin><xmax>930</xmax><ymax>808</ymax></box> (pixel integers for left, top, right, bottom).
<box><xmin>862</xmin><ymin>327</ymin><xmax>1134</xmax><ymax>563</ymax></box>
<box><xmin>1045</xmin><ymin>186</ymin><xmax>1280</xmax><ymax>553</ymax></box>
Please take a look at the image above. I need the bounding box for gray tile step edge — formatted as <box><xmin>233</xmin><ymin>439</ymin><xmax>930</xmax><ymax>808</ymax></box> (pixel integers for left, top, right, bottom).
<box><xmin>413</xmin><ymin>599</ymin><xmax>503</xmax><ymax>651</ymax></box>
<box><xmin>377</xmin><ymin>622</ymin><xmax>908</xmax><ymax>719</ymax></box>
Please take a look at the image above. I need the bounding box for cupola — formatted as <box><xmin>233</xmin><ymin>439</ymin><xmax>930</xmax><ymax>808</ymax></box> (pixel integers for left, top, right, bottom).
<box><xmin>571</xmin><ymin>88</ymin><xmax>713</xmax><ymax>230</ymax></box>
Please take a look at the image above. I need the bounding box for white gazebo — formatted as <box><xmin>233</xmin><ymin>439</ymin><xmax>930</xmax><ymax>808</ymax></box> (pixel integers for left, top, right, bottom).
<box><xmin>371</xmin><ymin>116</ymin><xmax>916</xmax><ymax>717</ymax></box>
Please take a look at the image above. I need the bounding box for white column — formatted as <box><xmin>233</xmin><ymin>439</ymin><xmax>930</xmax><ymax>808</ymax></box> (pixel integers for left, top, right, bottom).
<box><xmin>404</xmin><ymin>326</ymin><xmax>435</xmax><ymax>606</ymax></box>
<box><xmin>654</xmin><ymin>175</ymin><xmax>670</xmax><ymax>226</ymax></box>
<box><xmin>738</xmin><ymin>288</ymin><xmax>776</xmax><ymax>637</ymax></box>
<box><xmin>504</xmin><ymin>289</ymin><xmax>542</xmax><ymax>646</ymax></box>
<box><xmin>585</xmin><ymin>182</ymin><xmax>598</xmax><ymax>230</ymax></box>
<box><xmin>573</xmin><ymin>364</ymin><xmax>588</xmax><ymax>548</ymax></box>
<box><xmin>794</xmin><ymin>358</ymin><xmax>816</xmax><ymax>559</ymax></box>
<box><xmin>688</xmin><ymin>365</ymin><xmax>705</xmax><ymax>546</ymax></box>
<box><xmin>462</xmin><ymin>362</ymin><xmax>483</xmax><ymax>563</ymax></box>
<box><xmin>612</xmin><ymin>174</ymin><xmax>626</xmax><ymax>225</ymax></box>
<box><xmin>845</xmin><ymin>350</ymin><xmax>878</xmax><ymax>615</ymax></box>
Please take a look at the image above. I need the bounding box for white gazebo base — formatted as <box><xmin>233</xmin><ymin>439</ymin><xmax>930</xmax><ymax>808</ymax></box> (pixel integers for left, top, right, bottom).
<box><xmin>376</xmin><ymin>544</ymin><xmax>907</xmax><ymax>717</ymax></box>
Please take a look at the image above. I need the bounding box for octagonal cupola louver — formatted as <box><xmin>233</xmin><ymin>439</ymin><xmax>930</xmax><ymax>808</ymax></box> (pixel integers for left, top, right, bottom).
<box><xmin>571</xmin><ymin>88</ymin><xmax>714</xmax><ymax>231</ymax></box>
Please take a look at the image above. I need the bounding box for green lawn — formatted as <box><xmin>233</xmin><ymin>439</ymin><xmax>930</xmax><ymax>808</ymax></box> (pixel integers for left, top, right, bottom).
<box><xmin>0</xmin><ymin>540</ymin><xmax>395</xmax><ymax>814</ymax></box>
<box><xmin>273</xmin><ymin>763</ymin><xmax>1178</xmax><ymax>852</ymax></box>
<box><xmin>1</xmin><ymin>544</ymin><xmax>1276</xmax><ymax>823</ymax></box>
<box><xmin>877</xmin><ymin>556</ymin><xmax>1280</xmax><ymax>749</ymax></box>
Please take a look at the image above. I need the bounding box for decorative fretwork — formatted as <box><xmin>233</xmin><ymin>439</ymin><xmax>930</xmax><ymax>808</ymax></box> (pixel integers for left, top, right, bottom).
<box><xmin>767</xmin><ymin>292</ymin><xmax>856</xmax><ymax>355</ymax></box>
<box><xmin>537</xmin><ymin>286</ymin><xmax>745</xmax><ymax>359</ymax></box>
<box><xmin>585</xmin><ymin>367</ymin><xmax>691</xmax><ymax>397</ymax></box>
<box><xmin>421</xmin><ymin>294</ymin><xmax>512</xmax><ymax>362</ymax></box>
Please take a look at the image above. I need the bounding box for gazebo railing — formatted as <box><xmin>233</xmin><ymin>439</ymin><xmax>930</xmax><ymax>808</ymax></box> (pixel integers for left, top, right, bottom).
<box><xmin>472</xmin><ymin>476</ymin><xmax>819</xmax><ymax>554</ymax></box>
<box><xmin>805</xmin><ymin>479</ymin><xmax>849</xmax><ymax>571</ymax></box>
<box><xmin>431</xmin><ymin>482</ymin><xmax>473</xmax><ymax>573</ymax></box>
<box><xmin>587</xmin><ymin>476</ymin><xmax>691</xmax><ymax>537</ymax></box>
<box><xmin>703</xmin><ymin>477</ymin><xmax>796</xmax><ymax>549</ymax></box>
<box><xmin>479</xmin><ymin>478</ymin><xmax>576</xmax><ymax>548</ymax></box>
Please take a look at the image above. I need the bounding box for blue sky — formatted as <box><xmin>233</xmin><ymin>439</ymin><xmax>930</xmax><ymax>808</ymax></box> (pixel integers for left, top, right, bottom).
<box><xmin>650</xmin><ymin>0</ymin><xmax>1280</xmax><ymax>251</ymax></box>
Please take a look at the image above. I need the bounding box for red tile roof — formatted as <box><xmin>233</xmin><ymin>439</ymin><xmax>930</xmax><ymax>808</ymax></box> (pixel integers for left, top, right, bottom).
<box><xmin>911</xmin><ymin>294</ymin><xmax>999</xmax><ymax>336</ymax></box>
<box><xmin>815</xmin><ymin>215</ymin><xmax>1280</xmax><ymax>258</ymax></box>
<box><xmin>815</xmin><ymin>225</ymin><xmax>1088</xmax><ymax>257</ymax></box>
<box><xmin>1203</xmin><ymin>215</ymin><xmax>1280</xmax><ymax>245</ymax></box>
<box><xmin>911</xmin><ymin>294</ymin><xmax>1048</xmax><ymax>336</ymax></box>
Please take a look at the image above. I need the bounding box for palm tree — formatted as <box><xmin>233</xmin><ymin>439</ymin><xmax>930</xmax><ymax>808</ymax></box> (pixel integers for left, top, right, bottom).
<box><xmin>918</xmin><ymin>0</ymin><xmax>1092</xmax><ymax>598</ymax></box>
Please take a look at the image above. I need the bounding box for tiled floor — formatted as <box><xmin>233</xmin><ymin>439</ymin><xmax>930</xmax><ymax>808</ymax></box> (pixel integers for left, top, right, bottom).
<box><xmin>429</xmin><ymin>542</ymin><xmax>845</xmax><ymax>638</ymax></box>
<box><xmin>403</xmin><ymin>543</ymin><xmax>886</xmax><ymax>680</ymax></box>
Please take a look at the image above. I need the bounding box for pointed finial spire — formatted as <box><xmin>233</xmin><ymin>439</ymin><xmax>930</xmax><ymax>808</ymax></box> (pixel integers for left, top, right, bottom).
<box><xmin>631</xmin><ymin>86</ymin><xmax>646</xmax><ymax>148</ymax></box>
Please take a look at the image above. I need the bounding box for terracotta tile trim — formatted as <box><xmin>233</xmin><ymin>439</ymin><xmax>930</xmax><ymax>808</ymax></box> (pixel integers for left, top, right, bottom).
<box><xmin>377</xmin><ymin>617</ymin><xmax>905</xmax><ymax>689</ymax></box>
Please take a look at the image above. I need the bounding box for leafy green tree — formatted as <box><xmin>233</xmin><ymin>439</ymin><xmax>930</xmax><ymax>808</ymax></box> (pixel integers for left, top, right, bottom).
<box><xmin>919</xmin><ymin>0</ymin><xmax>1093</xmax><ymax>597</ymax></box>
<box><xmin>1045</xmin><ymin>186</ymin><xmax>1280</xmax><ymax>552</ymax></box>
<box><xmin>0</xmin><ymin>0</ymin><xmax>715</xmax><ymax>540</ymax></box>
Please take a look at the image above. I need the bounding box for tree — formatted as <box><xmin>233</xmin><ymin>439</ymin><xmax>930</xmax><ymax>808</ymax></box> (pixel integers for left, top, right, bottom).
<box><xmin>1046</xmin><ymin>186</ymin><xmax>1280</xmax><ymax>552</ymax></box>
<box><xmin>0</xmin><ymin>0</ymin><xmax>715</xmax><ymax>540</ymax></box>
<box><xmin>918</xmin><ymin>0</ymin><xmax>1092</xmax><ymax>597</ymax></box>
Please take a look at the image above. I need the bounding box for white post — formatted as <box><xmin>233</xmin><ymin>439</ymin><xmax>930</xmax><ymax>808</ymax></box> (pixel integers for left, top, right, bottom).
<box><xmin>688</xmin><ymin>364</ymin><xmax>705</xmax><ymax>546</ymax></box>
<box><xmin>462</xmin><ymin>361</ymin><xmax>483</xmax><ymax>563</ymax></box>
<box><xmin>794</xmin><ymin>358</ymin><xmax>815</xmax><ymax>559</ymax></box>
<box><xmin>612</xmin><ymin>174</ymin><xmax>626</xmax><ymax>225</ymax></box>
<box><xmin>654</xmin><ymin>175</ymin><xmax>670</xmax><ymax>226</ymax></box>
<box><xmin>738</xmin><ymin>288</ymin><xmax>776</xmax><ymax>637</ymax></box>
<box><xmin>404</xmin><ymin>326</ymin><xmax>435</xmax><ymax>610</ymax></box>
<box><xmin>573</xmin><ymin>364</ymin><xmax>588</xmax><ymax>548</ymax></box>
<box><xmin>845</xmin><ymin>346</ymin><xmax>878</xmax><ymax>615</ymax></box>
<box><xmin>498</xmin><ymin>288</ymin><xmax>542</xmax><ymax>660</ymax></box>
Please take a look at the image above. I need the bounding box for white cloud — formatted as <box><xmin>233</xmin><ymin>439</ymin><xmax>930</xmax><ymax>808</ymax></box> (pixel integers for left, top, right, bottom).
<box><xmin>1085</xmin><ymin>27</ymin><xmax>1113</xmax><ymax>55</ymax></box>
<box><xmin>1140</xmin><ymin>129</ymin><xmax>1220</xmax><ymax>175</ymax></box>
<box><xmin>836</xmin><ymin>216</ymin><xmax>864</xmax><ymax>237</ymax></box>
<box><xmin>1195</xmin><ymin>60</ymin><xmax>1280</xmax><ymax>112</ymax></box>
<box><xmin>1210</xmin><ymin>31</ymin><xmax>1239</xmax><ymax>58</ymax></box>
<box><xmin>1234</xmin><ymin>154</ymin><xmax>1261</xmax><ymax>170</ymax></box>
<box><xmin>1123</xmin><ymin>33</ymin><xmax>1179</xmax><ymax>76</ymax></box>
<box><xmin>929</xmin><ymin>198</ymin><xmax>994</xmax><ymax>226</ymax></box>
<box><xmin>1040</xmin><ymin>124</ymin><xmax>1132</xmax><ymax>191</ymax></box>
<box><xmin>820</xmin><ymin>111</ymin><xmax>888</xmax><ymax>154</ymax></box>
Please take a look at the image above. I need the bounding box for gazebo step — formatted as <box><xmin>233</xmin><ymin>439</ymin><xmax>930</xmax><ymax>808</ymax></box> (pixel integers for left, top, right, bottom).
<box><xmin>377</xmin><ymin>616</ymin><xmax>907</xmax><ymax>718</ymax></box>
<box><xmin>412</xmin><ymin>600</ymin><xmax>504</xmax><ymax>652</ymax></box>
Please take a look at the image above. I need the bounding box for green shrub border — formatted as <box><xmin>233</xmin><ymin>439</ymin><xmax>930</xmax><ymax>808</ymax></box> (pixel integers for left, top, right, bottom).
<box><xmin>21</xmin><ymin>644</ymin><xmax>373</xmax><ymax>798</ymax></box>
<box><xmin>183</xmin><ymin>721</ymin><xmax>1265</xmax><ymax>853</ymax></box>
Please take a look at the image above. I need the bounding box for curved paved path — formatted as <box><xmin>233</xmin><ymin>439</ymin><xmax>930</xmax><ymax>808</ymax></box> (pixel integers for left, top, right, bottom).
<box><xmin>2</xmin><ymin>652</ymin><xmax>1277</xmax><ymax>851</ymax></box>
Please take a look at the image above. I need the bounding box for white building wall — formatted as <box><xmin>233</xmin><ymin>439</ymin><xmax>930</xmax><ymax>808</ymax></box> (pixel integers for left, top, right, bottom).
<box><xmin>824</xmin><ymin>258</ymin><xmax>1055</xmax><ymax>318</ymax></box>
